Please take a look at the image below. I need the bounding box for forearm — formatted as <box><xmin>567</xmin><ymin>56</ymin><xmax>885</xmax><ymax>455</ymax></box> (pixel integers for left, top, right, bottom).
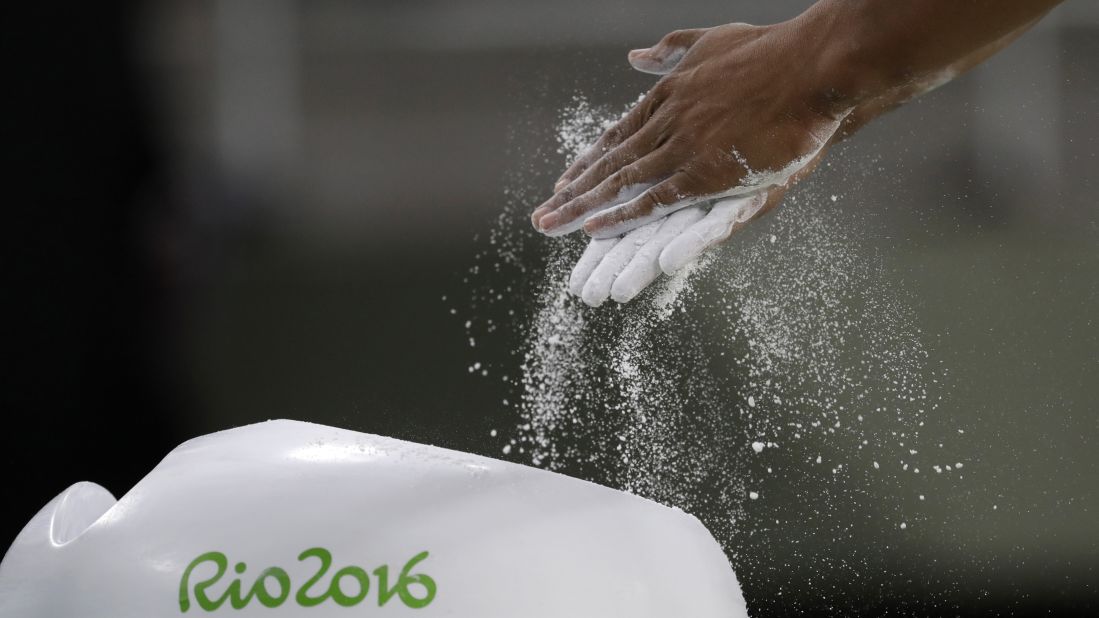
<box><xmin>796</xmin><ymin>0</ymin><xmax>1062</xmax><ymax>114</ymax></box>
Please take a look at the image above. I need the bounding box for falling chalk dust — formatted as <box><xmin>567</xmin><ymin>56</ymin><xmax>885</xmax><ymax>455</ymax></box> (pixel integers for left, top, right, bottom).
<box><xmin>456</xmin><ymin>96</ymin><xmax>968</xmax><ymax>613</ymax></box>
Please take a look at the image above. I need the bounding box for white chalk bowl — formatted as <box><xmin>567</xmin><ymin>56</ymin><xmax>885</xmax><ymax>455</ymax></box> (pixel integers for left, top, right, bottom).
<box><xmin>0</xmin><ymin>419</ymin><xmax>747</xmax><ymax>617</ymax></box>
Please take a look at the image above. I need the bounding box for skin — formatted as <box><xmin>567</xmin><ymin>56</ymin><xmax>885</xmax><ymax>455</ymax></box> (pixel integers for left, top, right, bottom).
<box><xmin>530</xmin><ymin>0</ymin><xmax>1064</xmax><ymax>249</ymax></box>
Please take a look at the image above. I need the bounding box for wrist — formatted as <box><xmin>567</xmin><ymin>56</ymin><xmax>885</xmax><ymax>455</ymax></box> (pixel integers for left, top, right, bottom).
<box><xmin>786</xmin><ymin>0</ymin><xmax>895</xmax><ymax>117</ymax></box>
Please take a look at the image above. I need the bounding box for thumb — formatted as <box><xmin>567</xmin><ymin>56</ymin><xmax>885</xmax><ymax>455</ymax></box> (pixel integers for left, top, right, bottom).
<box><xmin>628</xmin><ymin>28</ymin><xmax>708</xmax><ymax>75</ymax></box>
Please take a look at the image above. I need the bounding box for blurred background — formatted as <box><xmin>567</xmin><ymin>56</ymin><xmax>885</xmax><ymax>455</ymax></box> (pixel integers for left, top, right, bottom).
<box><xmin>4</xmin><ymin>1</ymin><xmax>1098</xmax><ymax>615</ymax></box>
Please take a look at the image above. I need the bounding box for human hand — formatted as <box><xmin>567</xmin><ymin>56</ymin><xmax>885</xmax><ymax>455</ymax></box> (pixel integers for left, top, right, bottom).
<box><xmin>531</xmin><ymin>19</ymin><xmax>852</xmax><ymax>240</ymax></box>
<box><xmin>537</xmin><ymin>0</ymin><xmax>1061</xmax><ymax>304</ymax></box>
<box><xmin>569</xmin><ymin>189</ymin><xmax>786</xmax><ymax>307</ymax></box>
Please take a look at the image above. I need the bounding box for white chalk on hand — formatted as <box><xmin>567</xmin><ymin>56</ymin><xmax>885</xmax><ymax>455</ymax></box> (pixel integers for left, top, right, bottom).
<box><xmin>569</xmin><ymin>237</ymin><xmax>620</xmax><ymax>297</ymax></box>
<box><xmin>567</xmin><ymin>190</ymin><xmax>767</xmax><ymax>307</ymax></box>
<box><xmin>659</xmin><ymin>193</ymin><xmax>766</xmax><ymax>275</ymax></box>
<box><xmin>580</xmin><ymin>220</ymin><xmax>662</xmax><ymax>307</ymax></box>
<box><xmin>610</xmin><ymin>206</ymin><xmax>707</xmax><ymax>303</ymax></box>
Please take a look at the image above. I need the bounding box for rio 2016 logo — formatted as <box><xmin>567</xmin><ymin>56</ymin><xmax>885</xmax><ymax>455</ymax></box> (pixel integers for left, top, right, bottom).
<box><xmin>179</xmin><ymin>548</ymin><xmax>436</xmax><ymax>612</ymax></box>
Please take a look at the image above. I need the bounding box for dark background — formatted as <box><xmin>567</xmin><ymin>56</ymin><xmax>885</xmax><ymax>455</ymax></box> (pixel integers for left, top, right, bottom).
<box><xmin>4</xmin><ymin>1</ymin><xmax>1098</xmax><ymax>615</ymax></box>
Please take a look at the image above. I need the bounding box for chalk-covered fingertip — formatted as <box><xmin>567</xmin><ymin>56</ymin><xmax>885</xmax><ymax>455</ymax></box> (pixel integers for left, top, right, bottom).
<box><xmin>610</xmin><ymin>283</ymin><xmax>641</xmax><ymax>305</ymax></box>
<box><xmin>542</xmin><ymin>216</ymin><xmax>586</xmax><ymax>238</ymax></box>
<box><xmin>610</xmin><ymin>260</ymin><xmax>661</xmax><ymax>304</ymax></box>
<box><xmin>580</xmin><ymin>274</ymin><xmax>612</xmax><ymax>308</ymax></box>
<box><xmin>581</xmin><ymin>290</ymin><xmax>607</xmax><ymax>308</ymax></box>
<box><xmin>609</xmin><ymin>273</ymin><xmax>639</xmax><ymax>303</ymax></box>
<box><xmin>659</xmin><ymin>244</ymin><xmax>694</xmax><ymax>276</ymax></box>
<box><xmin>567</xmin><ymin>271</ymin><xmax>587</xmax><ymax>298</ymax></box>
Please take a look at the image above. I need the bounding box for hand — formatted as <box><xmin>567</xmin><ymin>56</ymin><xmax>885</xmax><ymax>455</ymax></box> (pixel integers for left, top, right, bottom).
<box><xmin>538</xmin><ymin>0</ymin><xmax>1061</xmax><ymax>305</ymax></box>
<box><xmin>531</xmin><ymin>19</ymin><xmax>851</xmax><ymax>240</ymax></box>
<box><xmin>569</xmin><ymin>189</ymin><xmax>786</xmax><ymax>307</ymax></box>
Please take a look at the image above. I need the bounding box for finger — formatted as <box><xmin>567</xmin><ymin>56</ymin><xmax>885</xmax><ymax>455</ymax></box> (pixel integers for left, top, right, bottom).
<box><xmin>542</xmin><ymin>183</ymin><xmax>653</xmax><ymax>238</ymax></box>
<box><xmin>628</xmin><ymin>28</ymin><xmax>708</xmax><ymax>75</ymax></box>
<box><xmin>659</xmin><ymin>193</ymin><xmax>768</xmax><ymax>275</ymax></box>
<box><xmin>538</xmin><ymin>149</ymin><xmax>672</xmax><ymax>237</ymax></box>
<box><xmin>569</xmin><ymin>237</ymin><xmax>620</xmax><ymax>297</ymax></box>
<box><xmin>535</xmin><ymin>125</ymin><xmax>660</xmax><ymax>233</ymax></box>
<box><xmin>610</xmin><ymin>205</ymin><xmax>708</xmax><ymax>304</ymax></box>
<box><xmin>582</xmin><ymin>172</ymin><xmax>709</xmax><ymax>239</ymax></box>
<box><xmin>551</xmin><ymin>97</ymin><xmax>653</xmax><ymax>193</ymax></box>
<box><xmin>556</xmin><ymin>123</ymin><xmax>659</xmax><ymax>210</ymax></box>
<box><xmin>580</xmin><ymin>220</ymin><xmax>663</xmax><ymax>307</ymax></box>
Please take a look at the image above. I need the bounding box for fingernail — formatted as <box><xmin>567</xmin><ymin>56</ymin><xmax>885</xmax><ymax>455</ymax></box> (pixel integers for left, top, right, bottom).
<box><xmin>539</xmin><ymin>213</ymin><xmax>558</xmax><ymax>231</ymax></box>
<box><xmin>530</xmin><ymin>208</ymin><xmax>546</xmax><ymax>228</ymax></box>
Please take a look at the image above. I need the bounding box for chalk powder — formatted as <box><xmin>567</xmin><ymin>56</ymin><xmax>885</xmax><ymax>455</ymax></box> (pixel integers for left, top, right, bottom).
<box><xmin>458</xmin><ymin>96</ymin><xmax>966</xmax><ymax>612</ymax></box>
